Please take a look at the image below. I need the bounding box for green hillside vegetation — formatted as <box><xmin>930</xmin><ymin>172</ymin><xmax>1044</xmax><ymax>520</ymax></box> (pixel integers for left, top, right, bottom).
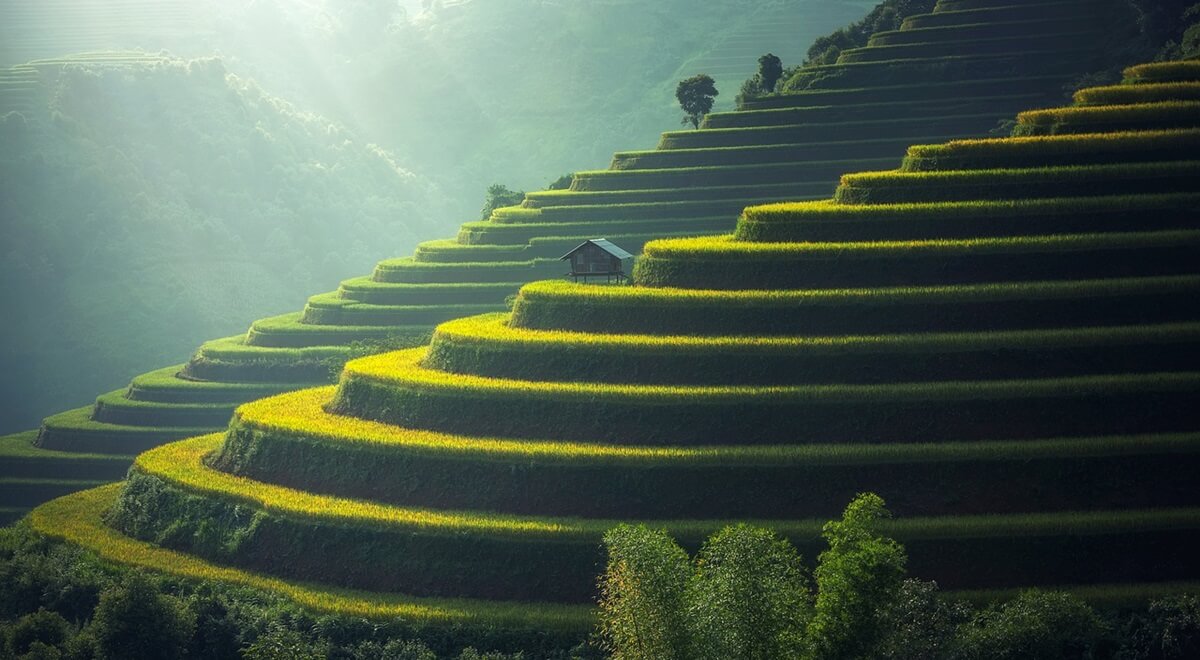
<box><xmin>2</xmin><ymin>0</ymin><xmax>1147</xmax><ymax>523</ymax></box>
<box><xmin>19</xmin><ymin>56</ymin><xmax>1200</xmax><ymax>649</ymax></box>
<box><xmin>0</xmin><ymin>53</ymin><xmax>449</xmax><ymax>435</ymax></box>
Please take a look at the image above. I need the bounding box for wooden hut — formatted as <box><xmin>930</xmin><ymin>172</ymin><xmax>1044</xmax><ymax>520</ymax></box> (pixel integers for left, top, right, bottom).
<box><xmin>560</xmin><ymin>238</ymin><xmax>634</xmax><ymax>284</ymax></box>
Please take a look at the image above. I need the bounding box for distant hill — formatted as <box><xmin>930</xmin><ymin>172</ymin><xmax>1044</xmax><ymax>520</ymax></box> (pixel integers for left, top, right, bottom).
<box><xmin>0</xmin><ymin>55</ymin><xmax>449</xmax><ymax>431</ymax></box>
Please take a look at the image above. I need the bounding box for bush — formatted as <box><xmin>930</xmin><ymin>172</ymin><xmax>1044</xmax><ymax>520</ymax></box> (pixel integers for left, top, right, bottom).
<box><xmin>685</xmin><ymin>524</ymin><xmax>810</xmax><ymax>659</ymax></box>
<box><xmin>807</xmin><ymin>494</ymin><xmax>907</xmax><ymax>660</ymax></box>
<box><xmin>1121</xmin><ymin>594</ymin><xmax>1200</xmax><ymax>659</ymax></box>
<box><xmin>597</xmin><ymin>525</ymin><xmax>691</xmax><ymax>660</ymax></box>
<box><xmin>797</xmin><ymin>0</ymin><xmax>937</xmax><ymax>69</ymax></box>
<box><xmin>90</xmin><ymin>574</ymin><xmax>196</xmax><ymax>660</ymax></box>
<box><xmin>480</xmin><ymin>184</ymin><xmax>525</xmax><ymax>221</ymax></box>
<box><xmin>952</xmin><ymin>590</ymin><xmax>1106</xmax><ymax>660</ymax></box>
<box><xmin>7</xmin><ymin>609</ymin><xmax>70</xmax><ymax>657</ymax></box>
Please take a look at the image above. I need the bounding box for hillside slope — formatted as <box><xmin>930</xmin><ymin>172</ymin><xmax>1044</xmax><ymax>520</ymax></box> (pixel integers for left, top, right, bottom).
<box><xmin>24</xmin><ymin>40</ymin><xmax>1200</xmax><ymax>656</ymax></box>
<box><xmin>0</xmin><ymin>54</ymin><xmax>448</xmax><ymax>433</ymax></box>
<box><xmin>1</xmin><ymin>0</ymin><xmax>1147</xmax><ymax>522</ymax></box>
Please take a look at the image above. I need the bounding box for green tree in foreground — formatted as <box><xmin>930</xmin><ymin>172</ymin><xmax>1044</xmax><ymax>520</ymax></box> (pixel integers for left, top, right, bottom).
<box><xmin>91</xmin><ymin>574</ymin><xmax>196</xmax><ymax>660</ymax></box>
<box><xmin>597</xmin><ymin>525</ymin><xmax>691</xmax><ymax>660</ymax></box>
<box><xmin>687</xmin><ymin>524</ymin><xmax>811</xmax><ymax>659</ymax></box>
<box><xmin>676</xmin><ymin>74</ymin><xmax>718</xmax><ymax>129</ymax></box>
<box><xmin>807</xmin><ymin>492</ymin><xmax>907</xmax><ymax>660</ymax></box>
<box><xmin>598</xmin><ymin>494</ymin><xmax>904</xmax><ymax>660</ymax></box>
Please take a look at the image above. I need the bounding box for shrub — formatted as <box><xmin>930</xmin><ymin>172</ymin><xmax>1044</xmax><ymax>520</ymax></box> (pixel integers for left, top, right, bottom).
<box><xmin>90</xmin><ymin>574</ymin><xmax>196</xmax><ymax>660</ymax></box>
<box><xmin>1121</xmin><ymin>594</ymin><xmax>1200</xmax><ymax>659</ymax></box>
<box><xmin>597</xmin><ymin>525</ymin><xmax>691</xmax><ymax>660</ymax></box>
<box><xmin>807</xmin><ymin>493</ymin><xmax>907</xmax><ymax>660</ymax></box>
<box><xmin>951</xmin><ymin>590</ymin><xmax>1106</xmax><ymax>660</ymax></box>
<box><xmin>875</xmin><ymin>580</ymin><xmax>971</xmax><ymax>660</ymax></box>
<box><xmin>7</xmin><ymin>609</ymin><xmax>70</xmax><ymax>656</ymax></box>
<box><xmin>480</xmin><ymin>184</ymin><xmax>525</xmax><ymax>221</ymax></box>
<box><xmin>685</xmin><ymin>524</ymin><xmax>810</xmax><ymax>659</ymax></box>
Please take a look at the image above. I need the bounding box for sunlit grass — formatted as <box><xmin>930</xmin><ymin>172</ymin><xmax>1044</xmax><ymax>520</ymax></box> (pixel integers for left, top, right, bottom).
<box><xmin>1074</xmin><ymin>82</ymin><xmax>1200</xmax><ymax>106</ymax></box>
<box><xmin>512</xmin><ymin>274</ymin><xmax>1200</xmax><ymax>308</ymax></box>
<box><xmin>232</xmin><ymin>383</ymin><xmax>1200</xmax><ymax>467</ymax></box>
<box><xmin>28</xmin><ymin>485</ymin><xmax>596</xmax><ymax>631</ymax></box>
<box><xmin>338</xmin><ymin>346</ymin><xmax>1200</xmax><ymax>404</ymax></box>
<box><xmin>1124</xmin><ymin>61</ymin><xmax>1200</xmax><ymax>84</ymax></box>
<box><xmin>640</xmin><ymin>229</ymin><xmax>1200</xmax><ymax>261</ymax></box>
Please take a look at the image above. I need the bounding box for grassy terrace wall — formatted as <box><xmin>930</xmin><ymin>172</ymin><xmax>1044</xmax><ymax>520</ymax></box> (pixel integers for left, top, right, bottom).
<box><xmin>24</xmin><ymin>58</ymin><xmax>1200</xmax><ymax>634</ymax></box>
<box><xmin>3</xmin><ymin>0</ymin><xmax>1127</xmax><ymax>523</ymax></box>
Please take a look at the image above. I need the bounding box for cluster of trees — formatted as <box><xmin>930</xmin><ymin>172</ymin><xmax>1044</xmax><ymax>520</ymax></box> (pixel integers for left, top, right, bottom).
<box><xmin>0</xmin><ymin>526</ymin><xmax>582</xmax><ymax>659</ymax></box>
<box><xmin>801</xmin><ymin>0</ymin><xmax>938</xmax><ymax>69</ymax></box>
<box><xmin>598</xmin><ymin>494</ymin><xmax>1200</xmax><ymax>660</ymax></box>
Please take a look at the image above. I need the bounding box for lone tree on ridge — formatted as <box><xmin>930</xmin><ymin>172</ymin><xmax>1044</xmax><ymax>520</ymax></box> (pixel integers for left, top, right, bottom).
<box><xmin>676</xmin><ymin>74</ymin><xmax>718</xmax><ymax>129</ymax></box>
<box><xmin>757</xmin><ymin>53</ymin><xmax>784</xmax><ymax>93</ymax></box>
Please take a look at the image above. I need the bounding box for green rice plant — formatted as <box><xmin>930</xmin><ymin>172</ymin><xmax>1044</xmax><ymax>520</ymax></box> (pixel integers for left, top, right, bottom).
<box><xmin>734</xmin><ymin>193</ymin><xmax>1200</xmax><ymax>243</ymax></box>
<box><xmin>184</xmin><ymin>336</ymin><xmax>356</xmax><ymax>383</ymax></box>
<box><xmin>652</xmin><ymin>117</ymin><xmax>988</xmax><ymax>152</ymax></box>
<box><xmin>1123</xmin><ymin>61</ymin><xmax>1200</xmax><ymax>85</ymax></box>
<box><xmin>839</xmin><ymin>30</ymin><xmax>1103</xmax><ymax>64</ymax></box>
<box><xmin>125</xmin><ymin>365</ymin><xmax>303</xmax><ymax>404</ymax></box>
<box><xmin>570</xmin><ymin>161</ymin><xmax>851</xmax><ymax>192</ymax></box>
<box><xmin>217</xmin><ymin>387</ymin><xmax>1200</xmax><ymax>520</ymax></box>
<box><xmin>704</xmin><ymin>93</ymin><xmax>1045</xmax><ymax>129</ymax></box>
<box><xmin>413</xmin><ymin>240</ymin><xmax>527</xmax><ymax>263</ymax></box>
<box><xmin>635</xmin><ymin>229</ymin><xmax>1200</xmax><ymax>290</ymax></box>
<box><xmin>36</xmin><ymin>406</ymin><xmax>210</xmax><ymax>454</ymax></box>
<box><xmin>908</xmin><ymin>2</ymin><xmax>1096</xmax><ymax>28</ymax></box>
<box><xmin>424</xmin><ymin>312</ymin><xmax>1200</xmax><ymax>385</ymax></box>
<box><xmin>90</xmin><ymin>389</ymin><xmax>237</xmax><ymax>427</ymax></box>
<box><xmin>113</xmin><ymin>435</ymin><xmax>1200</xmax><ymax>600</ymax></box>
<box><xmin>0</xmin><ymin>431</ymin><xmax>131</xmax><ymax>481</ymax></box>
<box><xmin>495</xmin><ymin>198</ymin><xmax>773</xmax><ymax>224</ymax></box>
<box><xmin>899</xmin><ymin>130</ymin><xmax>1200</xmax><ymax>171</ymax></box>
<box><xmin>1013</xmin><ymin>101</ymin><xmax>1200</xmax><ymax>136</ymax></box>
<box><xmin>371</xmin><ymin>257</ymin><xmax>557</xmax><ymax>284</ymax></box>
<box><xmin>458</xmin><ymin>217</ymin><xmax>733</xmax><ymax>247</ymax></box>
<box><xmin>1073</xmin><ymin>82</ymin><xmax>1200</xmax><ymax>106</ymax></box>
<box><xmin>525</xmin><ymin>182</ymin><xmax>823</xmax><ymax>206</ymax></box>
<box><xmin>330</xmin><ymin>347</ymin><xmax>1200</xmax><ymax>446</ymax></box>
<box><xmin>245</xmin><ymin>312</ymin><xmax>424</xmax><ymax>348</ymax></box>
<box><xmin>28</xmin><ymin>485</ymin><xmax>596</xmax><ymax>632</ymax></box>
<box><xmin>337</xmin><ymin>278</ymin><xmax>522</xmax><ymax>306</ymax></box>
<box><xmin>0</xmin><ymin>478</ymin><xmax>109</xmax><ymax>508</ymax></box>
<box><xmin>508</xmin><ymin>275</ymin><xmax>1200</xmax><ymax>336</ymax></box>
<box><xmin>833</xmin><ymin>161</ymin><xmax>1200</xmax><ymax>205</ymax></box>
<box><xmin>745</xmin><ymin>76</ymin><xmax>1071</xmax><ymax>111</ymax></box>
<box><xmin>871</xmin><ymin>17</ymin><xmax>1096</xmax><ymax>46</ymax></box>
<box><xmin>783</xmin><ymin>49</ymin><xmax>1095</xmax><ymax>93</ymax></box>
<box><xmin>300</xmin><ymin>292</ymin><xmax>505</xmax><ymax>327</ymax></box>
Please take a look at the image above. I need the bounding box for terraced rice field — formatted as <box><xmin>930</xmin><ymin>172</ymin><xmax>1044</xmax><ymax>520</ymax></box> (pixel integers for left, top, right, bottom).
<box><xmin>24</xmin><ymin>57</ymin><xmax>1200</xmax><ymax>635</ymax></box>
<box><xmin>0</xmin><ymin>0</ymin><xmax>209</xmax><ymax>66</ymax></box>
<box><xmin>2</xmin><ymin>0</ymin><xmax>1126</xmax><ymax>524</ymax></box>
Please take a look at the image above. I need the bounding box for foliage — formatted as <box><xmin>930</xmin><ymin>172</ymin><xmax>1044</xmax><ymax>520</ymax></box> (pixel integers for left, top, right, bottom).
<box><xmin>757</xmin><ymin>54</ymin><xmax>784</xmax><ymax>95</ymax></box>
<box><xmin>596</xmin><ymin>525</ymin><xmax>691</xmax><ymax>660</ymax></box>
<box><xmin>799</xmin><ymin>0</ymin><xmax>937</xmax><ymax>69</ymax></box>
<box><xmin>547</xmin><ymin>174</ymin><xmax>575</xmax><ymax>191</ymax></box>
<box><xmin>0</xmin><ymin>522</ymin><xmax>581</xmax><ymax>658</ymax></box>
<box><xmin>951</xmin><ymin>590</ymin><xmax>1107</xmax><ymax>660</ymax></box>
<box><xmin>874</xmin><ymin>579</ymin><xmax>971</xmax><ymax>660</ymax></box>
<box><xmin>479</xmin><ymin>184</ymin><xmax>526</xmax><ymax>221</ymax></box>
<box><xmin>685</xmin><ymin>524</ymin><xmax>811</xmax><ymax>660</ymax></box>
<box><xmin>1119</xmin><ymin>594</ymin><xmax>1200</xmax><ymax>659</ymax></box>
<box><xmin>807</xmin><ymin>493</ymin><xmax>907</xmax><ymax>660</ymax></box>
<box><xmin>676</xmin><ymin>75</ymin><xmax>718</xmax><ymax>129</ymax></box>
<box><xmin>91</xmin><ymin>574</ymin><xmax>197</xmax><ymax>660</ymax></box>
